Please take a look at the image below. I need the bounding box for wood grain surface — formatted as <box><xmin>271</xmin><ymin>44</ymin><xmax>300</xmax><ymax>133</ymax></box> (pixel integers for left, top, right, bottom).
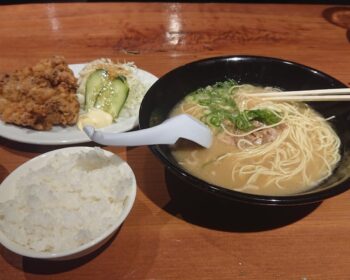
<box><xmin>1</xmin><ymin>2</ymin><xmax>350</xmax><ymax>280</ymax></box>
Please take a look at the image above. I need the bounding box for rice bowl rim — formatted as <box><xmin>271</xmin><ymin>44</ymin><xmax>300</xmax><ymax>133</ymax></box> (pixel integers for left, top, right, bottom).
<box><xmin>0</xmin><ymin>146</ymin><xmax>137</xmax><ymax>260</ymax></box>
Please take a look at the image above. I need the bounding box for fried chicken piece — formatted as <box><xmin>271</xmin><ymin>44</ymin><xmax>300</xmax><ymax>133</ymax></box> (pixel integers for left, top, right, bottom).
<box><xmin>0</xmin><ymin>56</ymin><xmax>79</xmax><ymax>130</ymax></box>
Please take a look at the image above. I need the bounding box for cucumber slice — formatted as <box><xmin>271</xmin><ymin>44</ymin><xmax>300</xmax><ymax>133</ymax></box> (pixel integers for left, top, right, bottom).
<box><xmin>94</xmin><ymin>84</ymin><xmax>111</xmax><ymax>110</ymax></box>
<box><xmin>94</xmin><ymin>76</ymin><xmax>129</xmax><ymax>119</ymax></box>
<box><xmin>84</xmin><ymin>69</ymin><xmax>108</xmax><ymax>111</ymax></box>
<box><xmin>109</xmin><ymin>77</ymin><xmax>129</xmax><ymax>119</ymax></box>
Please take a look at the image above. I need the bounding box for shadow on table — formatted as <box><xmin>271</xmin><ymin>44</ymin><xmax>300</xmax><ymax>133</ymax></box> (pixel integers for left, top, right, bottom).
<box><xmin>163</xmin><ymin>169</ymin><xmax>321</xmax><ymax>233</ymax></box>
<box><xmin>0</xmin><ymin>164</ymin><xmax>9</xmax><ymax>184</ymax></box>
<box><xmin>0</xmin><ymin>136</ymin><xmax>98</xmax><ymax>155</ymax></box>
<box><xmin>1</xmin><ymin>227</ymin><xmax>120</xmax><ymax>274</ymax></box>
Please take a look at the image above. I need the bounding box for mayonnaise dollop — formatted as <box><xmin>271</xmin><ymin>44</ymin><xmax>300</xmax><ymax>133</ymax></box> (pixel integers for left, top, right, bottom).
<box><xmin>77</xmin><ymin>109</ymin><xmax>113</xmax><ymax>130</ymax></box>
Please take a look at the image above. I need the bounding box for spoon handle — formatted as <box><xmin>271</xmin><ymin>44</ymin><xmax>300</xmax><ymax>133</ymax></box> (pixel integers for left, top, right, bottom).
<box><xmin>83</xmin><ymin>114</ymin><xmax>212</xmax><ymax>147</ymax></box>
<box><xmin>84</xmin><ymin>122</ymin><xmax>178</xmax><ymax>146</ymax></box>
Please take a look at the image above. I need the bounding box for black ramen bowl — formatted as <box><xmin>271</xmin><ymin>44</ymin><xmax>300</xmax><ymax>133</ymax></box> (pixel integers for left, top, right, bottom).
<box><xmin>139</xmin><ymin>55</ymin><xmax>350</xmax><ymax>206</ymax></box>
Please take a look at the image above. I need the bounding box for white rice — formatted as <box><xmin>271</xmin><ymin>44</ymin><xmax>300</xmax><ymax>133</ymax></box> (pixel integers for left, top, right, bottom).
<box><xmin>0</xmin><ymin>148</ymin><xmax>133</xmax><ymax>253</ymax></box>
<box><xmin>77</xmin><ymin>58</ymin><xmax>148</xmax><ymax>120</ymax></box>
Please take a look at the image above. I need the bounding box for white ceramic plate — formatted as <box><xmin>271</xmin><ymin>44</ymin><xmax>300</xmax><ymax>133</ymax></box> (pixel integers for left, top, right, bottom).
<box><xmin>0</xmin><ymin>63</ymin><xmax>158</xmax><ymax>145</ymax></box>
<box><xmin>0</xmin><ymin>146</ymin><xmax>137</xmax><ymax>260</ymax></box>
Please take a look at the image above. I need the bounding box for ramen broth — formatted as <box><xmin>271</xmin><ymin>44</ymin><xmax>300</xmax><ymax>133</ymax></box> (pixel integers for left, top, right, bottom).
<box><xmin>170</xmin><ymin>82</ymin><xmax>340</xmax><ymax>196</ymax></box>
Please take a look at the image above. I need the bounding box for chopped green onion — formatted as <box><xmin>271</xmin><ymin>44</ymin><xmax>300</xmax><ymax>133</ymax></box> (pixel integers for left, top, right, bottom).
<box><xmin>188</xmin><ymin>80</ymin><xmax>281</xmax><ymax>132</ymax></box>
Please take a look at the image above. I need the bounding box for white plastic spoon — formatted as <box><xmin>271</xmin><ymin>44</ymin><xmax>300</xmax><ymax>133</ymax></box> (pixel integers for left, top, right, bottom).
<box><xmin>83</xmin><ymin>114</ymin><xmax>212</xmax><ymax>148</ymax></box>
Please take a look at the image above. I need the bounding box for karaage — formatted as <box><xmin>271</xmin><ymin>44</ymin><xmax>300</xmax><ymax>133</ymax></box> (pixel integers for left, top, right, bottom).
<box><xmin>0</xmin><ymin>56</ymin><xmax>79</xmax><ymax>130</ymax></box>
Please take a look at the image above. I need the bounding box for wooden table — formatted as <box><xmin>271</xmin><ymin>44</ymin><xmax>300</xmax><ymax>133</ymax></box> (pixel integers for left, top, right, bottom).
<box><xmin>1</xmin><ymin>2</ymin><xmax>350</xmax><ymax>279</ymax></box>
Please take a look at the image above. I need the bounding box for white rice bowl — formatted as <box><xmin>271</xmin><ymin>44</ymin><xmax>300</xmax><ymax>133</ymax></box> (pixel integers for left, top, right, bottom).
<box><xmin>0</xmin><ymin>147</ymin><xmax>136</xmax><ymax>260</ymax></box>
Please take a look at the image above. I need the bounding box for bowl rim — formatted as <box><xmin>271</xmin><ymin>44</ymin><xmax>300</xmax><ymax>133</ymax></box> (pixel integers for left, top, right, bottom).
<box><xmin>140</xmin><ymin>54</ymin><xmax>350</xmax><ymax>206</ymax></box>
<box><xmin>0</xmin><ymin>146</ymin><xmax>137</xmax><ymax>259</ymax></box>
